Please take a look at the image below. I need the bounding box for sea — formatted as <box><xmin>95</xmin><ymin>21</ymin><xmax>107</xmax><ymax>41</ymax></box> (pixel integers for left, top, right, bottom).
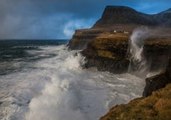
<box><xmin>0</xmin><ymin>40</ymin><xmax>145</xmax><ymax>120</ymax></box>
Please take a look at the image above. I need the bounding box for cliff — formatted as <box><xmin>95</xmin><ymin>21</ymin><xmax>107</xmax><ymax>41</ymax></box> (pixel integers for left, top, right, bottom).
<box><xmin>68</xmin><ymin>6</ymin><xmax>171</xmax><ymax>50</ymax></box>
<box><xmin>100</xmin><ymin>84</ymin><xmax>171</xmax><ymax>120</ymax></box>
<box><xmin>68</xmin><ymin>6</ymin><xmax>171</xmax><ymax>120</ymax></box>
<box><xmin>68</xmin><ymin>29</ymin><xmax>104</xmax><ymax>50</ymax></box>
<box><xmin>93</xmin><ymin>6</ymin><xmax>155</xmax><ymax>28</ymax></box>
<box><xmin>69</xmin><ymin>6</ymin><xmax>171</xmax><ymax>72</ymax></box>
<box><xmin>100</xmin><ymin>60</ymin><xmax>171</xmax><ymax>120</ymax></box>
<box><xmin>81</xmin><ymin>32</ymin><xmax>130</xmax><ymax>73</ymax></box>
<box><xmin>81</xmin><ymin>33</ymin><xmax>171</xmax><ymax>73</ymax></box>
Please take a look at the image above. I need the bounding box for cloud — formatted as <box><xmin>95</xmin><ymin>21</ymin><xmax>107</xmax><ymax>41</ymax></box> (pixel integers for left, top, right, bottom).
<box><xmin>63</xmin><ymin>19</ymin><xmax>95</xmax><ymax>38</ymax></box>
<box><xmin>0</xmin><ymin>0</ymin><xmax>106</xmax><ymax>39</ymax></box>
<box><xmin>0</xmin><ymin>0</ymin><xmax>170</xmax><ymax>39</ymax></box>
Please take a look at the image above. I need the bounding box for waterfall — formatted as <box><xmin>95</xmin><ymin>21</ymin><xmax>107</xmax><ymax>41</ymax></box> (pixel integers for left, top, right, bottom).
<box><xmin>128</xmin><ymin>27</ymin><xmax>150</xmax><ymax>77</ymax></box>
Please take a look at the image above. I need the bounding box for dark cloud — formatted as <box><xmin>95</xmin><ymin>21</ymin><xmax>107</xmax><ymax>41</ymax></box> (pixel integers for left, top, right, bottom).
<box><xmin>0</xmin><ymin>0</ymin><xmax>170</xmax><ymax>39</ymax></box>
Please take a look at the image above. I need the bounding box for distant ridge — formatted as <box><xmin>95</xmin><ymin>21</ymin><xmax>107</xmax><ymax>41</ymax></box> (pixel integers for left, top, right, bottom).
<box><xmin>93</xmin><ymin>6</ymin><xmax>171</xmax><ymax>28</ymax></box>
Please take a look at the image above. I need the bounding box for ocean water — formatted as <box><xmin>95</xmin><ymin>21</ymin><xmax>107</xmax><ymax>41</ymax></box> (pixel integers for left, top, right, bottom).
<box><xmin>0</xmin><ymin>40</ymin><xmax>145</xmax><ymax>120</ymax></box>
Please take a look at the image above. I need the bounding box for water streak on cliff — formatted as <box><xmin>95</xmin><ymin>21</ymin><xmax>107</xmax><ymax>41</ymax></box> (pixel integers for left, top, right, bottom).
<box><xmin>128</xmin><ymin>27</ymin><xmax>149</xmax><ymax>77</ymax></box>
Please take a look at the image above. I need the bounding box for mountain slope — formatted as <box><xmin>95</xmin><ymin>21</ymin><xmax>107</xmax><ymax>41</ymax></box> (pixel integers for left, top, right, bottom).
<box><xmin>93</xmin><ymin>6</ymin><xmax>171</xmax><ymax>28</ymax></box>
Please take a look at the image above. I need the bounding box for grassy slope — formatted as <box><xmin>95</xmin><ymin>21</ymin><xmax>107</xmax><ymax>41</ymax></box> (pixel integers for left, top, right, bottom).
<box><xmin>100</xmin><ymin>83</ymin><xmax>171</xmax><ymax>120</ymax></box>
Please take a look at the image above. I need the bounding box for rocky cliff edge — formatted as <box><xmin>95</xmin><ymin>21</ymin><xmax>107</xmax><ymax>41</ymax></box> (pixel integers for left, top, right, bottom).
<box><xmin>68</xmin><ymin>6</ymin><xmax>171</xmax><ymax>120</ymax></box>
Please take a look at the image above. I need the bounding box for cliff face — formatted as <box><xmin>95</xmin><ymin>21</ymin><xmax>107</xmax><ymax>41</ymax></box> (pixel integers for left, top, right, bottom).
<box><xmin>68</xmin><ymin>6</ymin><xmax>171</xmax><ymax>120</ymax></box>
<box><xmin>143</xmin><ymin>58</ymin><xmax>171</xmax><ymax>97</ymax></box>
<box><xmin>100</xmin><ymin>84</ymin><xmax>171</xmax><ymax>120</ymax></box>
<box><xmin>81</xmin><ymin>33</ymin><xmax>130</xmax><ymax>73</ymax></box>
<box><xmin>69</xmin><ymin>6</ymin><xmax>171</xmax><ymax>72</ymax></box>
<box><xmin>143</xmin><ymin>37</ymin><xmax>171</xmax><ymax>71</ymax></box>
<box><xmin>68</xmin><ymin>29</ymin><xmax>104</xmax><ymax>50</ymax></box>
<box><xmin>100</xmin><ymin>60</ymin><xmax>171</xmax><ymax>120</ymax></box>
<box><xmin>81</xmin><ymin>33</ymin><xmax>171</xmax><ymax>73</ymax></box>
<box><xmin>69</xmin><ymin>6</ymin><xmax>171</xmax><ymax>50</ymax></box>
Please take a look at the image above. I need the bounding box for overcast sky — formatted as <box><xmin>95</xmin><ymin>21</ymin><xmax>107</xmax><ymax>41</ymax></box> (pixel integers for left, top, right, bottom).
<box><xmin>0</xmin><ymin>0</ymin><xmax>170</xmax><ymax>39</ymax></box>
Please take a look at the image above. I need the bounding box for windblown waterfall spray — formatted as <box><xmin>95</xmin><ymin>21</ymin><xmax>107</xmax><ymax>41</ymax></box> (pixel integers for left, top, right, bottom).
<box><xmin>128</xmin><ymin>27</ymin><xmax>149</xmax><ymax>76</ymax></box>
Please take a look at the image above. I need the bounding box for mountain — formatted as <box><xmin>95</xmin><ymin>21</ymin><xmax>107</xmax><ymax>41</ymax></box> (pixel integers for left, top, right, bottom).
<box><xmin>68</xmin><ymin>6</ymin><xmax>171</xmax><ymax>120</ymax></box>
<box><xmin>93</xmin><ymin>6</ymin><xmax>171</xmax><ymax>28</ymax></box>
<box><xmin>68</xmin><ymin>6</ymin><xmax>171</xmax><ymax>50</ymax></box>
<box><xmin>155</xmin><ymin>8</ymin><xmax>171</xmax><ymax>26</ymax></box>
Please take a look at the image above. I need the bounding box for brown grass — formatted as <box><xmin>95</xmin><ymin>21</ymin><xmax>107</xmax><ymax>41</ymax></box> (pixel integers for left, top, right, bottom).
<box><xmin>101</xmin><ymin>84</ymin><xmax>171</xmax><ymax>120</ymax></box>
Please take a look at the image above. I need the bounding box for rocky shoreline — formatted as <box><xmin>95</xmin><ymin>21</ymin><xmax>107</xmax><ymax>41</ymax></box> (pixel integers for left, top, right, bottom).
<box><xmin>68</xmin><ymin>6</ymin><xmax>171</xmax><ymax>120</ymax></box>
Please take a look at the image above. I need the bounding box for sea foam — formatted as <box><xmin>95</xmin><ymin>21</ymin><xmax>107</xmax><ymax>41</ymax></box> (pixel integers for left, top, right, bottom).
<box><xmin>0</xmin><ymin>45</ymin><xmax>145</xmax><ymax>120</ymax></box>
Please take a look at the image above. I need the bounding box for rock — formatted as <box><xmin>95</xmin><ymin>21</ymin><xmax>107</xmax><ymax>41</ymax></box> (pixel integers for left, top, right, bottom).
<box><xmin>100</xmin><ymin>83</ymin><xmax>171</xmax><ymax>120</ymax></box>
<box><xmin>81</xmin><ymin>32</ymin><xmax>130</xmax><ymax>73</ymax></box>
<box><xmin>68</xmin><ymin>6</ymin><xmax>171</xmax><ymax>73</ymax></box>
<box><xmin>143</xmin><ymin>58</ymin><xmax>171</xmax><ymax>97</ymax></box>
<box><xmin>143</xmin><ymin>72</ymin><xmax>169</xmax><ymax>97</ymax></box>
<box><xmin>81</xmin><ymin>32</ymin><xmax>171</xmax><ymax>73</ymax></box>
<box><xmin>68</xmin><ymin>6</ymin><xmax>171</xmax><ymax>51</ymax></box>
<box><xmin>100</xmin><ymin>58</ymin><xmax>171</xmax><ymax>120</ymax></box>
<box><xmin>67</xmin><ymin>5</ymin><xmax>171</xmax><ymax>120</ymax></box>
<box><xmin>68</xmin><ymin>29</ymin><xmax>104</xmax><ymax>50</ymax></box>
<box><xmin>143</xmin><ymin>37</ymin><xmax>171</xmax><ymax>71</ymax></box>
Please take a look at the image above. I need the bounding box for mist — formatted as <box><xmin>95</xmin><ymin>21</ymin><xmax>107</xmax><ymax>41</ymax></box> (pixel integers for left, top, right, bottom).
<box><xmin>128</xmin><ymin>27</ymin><xmax>171</xmax><ymax>77</ymax></box>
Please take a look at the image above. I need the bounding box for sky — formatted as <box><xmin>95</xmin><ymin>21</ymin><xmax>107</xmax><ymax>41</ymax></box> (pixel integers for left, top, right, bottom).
<box><xmin>0</xmin><ymin>0</ymin><xmax>170</xmax><ymax>39</ymax></box>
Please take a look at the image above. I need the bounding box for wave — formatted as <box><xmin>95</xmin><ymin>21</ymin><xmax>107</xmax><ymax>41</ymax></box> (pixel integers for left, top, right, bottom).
<box><xmin>0</xmin><ymin>45</ymin><xmax>145</xmax><ymax>120</ymax></box>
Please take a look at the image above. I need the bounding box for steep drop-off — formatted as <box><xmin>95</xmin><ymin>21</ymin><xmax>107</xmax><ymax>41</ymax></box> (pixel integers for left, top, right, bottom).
<box><xmin>100</xmin><ymin>59</ymin><xmax>171</xmax><ymax>120</ymax></box>
<box><xmin>68</xmin><ymin>6</ymin><xmax>171</xmax><ymax>120</ymax></box>
<box><xmin>100</xmin><ymin>84</ymin><xmax>171</xmax><ymax>120</ymax></box>
<box><xmin>69</xmin><ymin>6</ymin><xmax>171</xmax><ymax>50</ymax></box>
<box><xmin>81</xmin><ymin>33</ymin><xmax>130</xmax><ymax>73</ymax></box>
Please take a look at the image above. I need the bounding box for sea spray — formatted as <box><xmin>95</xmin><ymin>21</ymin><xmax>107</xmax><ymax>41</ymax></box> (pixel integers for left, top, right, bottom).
<box><xmin>128</xmin><ymin>27</ymin><xmax>150</xmax><ymax>77</ymax></box>
<box><xmin>0</xmin><ymin>45</ymin><xmax>145</xmax><ymax>120</ymax></box>
<box><xmin>24</xmin><ymin>46</ymin><xmax>145</xmax><ymax>120</ymax></box>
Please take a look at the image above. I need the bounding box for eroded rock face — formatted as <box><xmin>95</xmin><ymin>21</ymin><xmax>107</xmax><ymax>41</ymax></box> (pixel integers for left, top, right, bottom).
<box><xmin>68</xmin><ymin>6</ymin><xmax>171</xmax><ymax>51</ymax></box>
<box><xmin>100</xmin><ymin>58</ymin><xmax>171</xmax><ymax>120</ymax></box>
<box><xmin>68</xmin><ymin>6</ymin><xmax>171</xmax><ymax>73</ymax></box>
<box><xmin>143</xmin><ymin>58</ymin><xmax>171</xmax><ymax>97</ymax></box>
<box><xmin>143</xmin><ymin>72</ymin><xmax>169</xmax><ymax>97</ymax></box>
<box><xmin>100</xmin><ymin>83</ymin><xmax>171</xmax><ymax>120</ymax></box>
<box><xmin>67</xmin><ymin>6</ymin><xmax>171</xmax><ymax>120</ymax></box>
<box><xmin>81</xmin><ymin>33</ymin><xmax>130</xmax><ymax>73</ymax></box>
<box><xmin>68</xmin><ymin>29</ymin><xmax>104</xmax><ymax>50</ymax></box>
<box><xmin>81</xmin><ymin>32</ymin><xmax>171</xmax><ymax>74</ymax></box>
<box><xmin>144</xmin><ymin>38</ymin><xmax>171</xmax><ymax>71</ymax></box>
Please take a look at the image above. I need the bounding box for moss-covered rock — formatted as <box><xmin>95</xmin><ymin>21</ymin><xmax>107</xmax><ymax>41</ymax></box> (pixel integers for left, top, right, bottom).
<box><xmin>100</xmin><ymin>84</ymin><xmax>171</xmax><ymax>120</ymax></box>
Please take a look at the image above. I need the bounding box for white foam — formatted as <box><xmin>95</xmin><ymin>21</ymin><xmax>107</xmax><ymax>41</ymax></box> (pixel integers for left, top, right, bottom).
<box><xmin>0</xmin><ymin>45</ymin><xmax>145</xmax><ymax>120</ymax></box>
